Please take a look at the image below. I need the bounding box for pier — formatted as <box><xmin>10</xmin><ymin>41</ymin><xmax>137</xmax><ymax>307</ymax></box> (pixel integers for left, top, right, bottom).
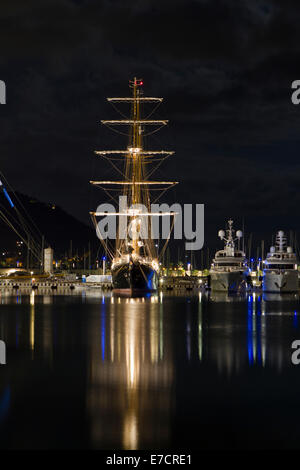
<box><xmin>0</xmin><ymin>280</ymin><xmax>113</xmax><ymax>290</ymax></box>
<box><xmin>159</xmin><ymin>276</ymin><xmax>205</xmax><ymax>291</ymax></box>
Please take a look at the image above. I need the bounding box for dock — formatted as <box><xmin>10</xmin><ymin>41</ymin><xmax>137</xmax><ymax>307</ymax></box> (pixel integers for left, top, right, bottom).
<box><xmin>159</xmin><ymin>276</ymin><xmax>205</xmax><ymax>291</ymax></box>
<box><xmin>0</xmin><ymin>280</ymin><xmax>113</xmax><ymax>290</ymax></box>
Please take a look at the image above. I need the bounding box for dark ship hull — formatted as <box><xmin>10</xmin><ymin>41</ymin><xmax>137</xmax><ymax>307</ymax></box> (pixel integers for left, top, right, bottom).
<box><xmin>112</xmin><ymin>260</ymin><xmax>158</xmax><ymax>293</ymax></box>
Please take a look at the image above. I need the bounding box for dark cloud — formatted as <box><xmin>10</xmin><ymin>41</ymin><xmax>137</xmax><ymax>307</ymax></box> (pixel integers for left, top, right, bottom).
<box><xmin>0</xmin><ymin>0</ymin><xmax>299</xmax><ymax>249</ymax></box>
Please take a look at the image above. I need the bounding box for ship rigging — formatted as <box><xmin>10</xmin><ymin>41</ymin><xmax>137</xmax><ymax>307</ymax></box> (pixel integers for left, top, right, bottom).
<box><xmin>90</xmin><ymin>78</ymin><xmax>177</xmax><ymax>292</ymax></box>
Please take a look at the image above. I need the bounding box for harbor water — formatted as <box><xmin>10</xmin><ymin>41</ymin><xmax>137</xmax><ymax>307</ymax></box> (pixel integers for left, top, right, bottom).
<box><xmin>0</xmin><ymin>288</ymin><xmax>300</xmax><ymax>450</ymax></box>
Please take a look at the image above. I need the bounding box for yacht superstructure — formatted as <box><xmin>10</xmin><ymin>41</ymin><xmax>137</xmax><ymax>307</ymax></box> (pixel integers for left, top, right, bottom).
<box><xmin>210</xmin><ymin>219</ymin><xmax>248</xmax><ymax>292</ymax></box>
<box><xmin>262</xmin><ymin>231</ymin><xmax>299</xmax><ymax>293</ymax></box>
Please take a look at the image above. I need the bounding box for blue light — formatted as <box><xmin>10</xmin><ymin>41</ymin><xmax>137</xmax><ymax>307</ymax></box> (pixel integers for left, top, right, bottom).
<box><xmin>293</xmin><ymin>311</ymin><xmax>299</xmax><ymax>328</ymax></box>
<box><xmin>247</xmin><ymin>295</ymin><xmax>254</xmax><ymax>365</ymax></box>
<box><xmin>256</xmin><ymin>312</ymin><xmax>262</xmax><ymax>363</ymax></box>
<box><xmin>3</xmin><ymin>187</ymin><xmax>14</xmax><ymax>208</ymax></box>
<box><xmin>147</xmin><ymin>269</ymin><xmax>154</xmax><ymax>290</ymax></box>
<box><xmin>102</xmin><ymin>256</ymin><xmax>106</xmax><ymax>261</ymax></box>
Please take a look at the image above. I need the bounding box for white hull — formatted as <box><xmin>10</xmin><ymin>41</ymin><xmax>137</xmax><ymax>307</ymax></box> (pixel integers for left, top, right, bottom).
<box><xmin>210</xmin><ymin>271</ymin><xmax>246</xmax><ymax>292</ymax></box>
<box><xmin>262</xmin><ymin>271</ymin><xmax>299</xmax><ymax>293</ymax></box>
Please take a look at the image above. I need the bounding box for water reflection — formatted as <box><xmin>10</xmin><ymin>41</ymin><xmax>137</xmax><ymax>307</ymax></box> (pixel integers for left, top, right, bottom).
<box><xmin>262</xmin><ymin>292</ymin><xmax>299</xmax><ymax>303</ymax></box>
<box><xmin>0</xmin><ymin>387</ymin><xmax>10</xmax><ymax>425</ymax></box>
<box><xmin>198</xmin><ymin>292</ymin><xmax>203</xmax><ymax>362</ymax></box>
<box><xmin>209</xmin><ymin>291</ymin><xmax>247</xmax><ymax>303</ymax></box>
<box><xmin>0</xmin><ymin>289</ymin><xmax>299</xmax><ymax>449</ymax></box>
<box><xmin>247</xmin><ymin>293</ymin><xmax>266</xmax><ymax>367</ymax></box>
<box><xmin>86</xmin><ymin>294</ymin><xmax>174</xmax><ymax>449</ymax></box>
<box><xmin>204</xmin><ymin>291</ymin><xmax>299</xmax><ymax>373</ymax></box>
<box><xmin>30</xmin><ymin>291</ymin><xmax>35</xmax><ymax>353</ymax></box>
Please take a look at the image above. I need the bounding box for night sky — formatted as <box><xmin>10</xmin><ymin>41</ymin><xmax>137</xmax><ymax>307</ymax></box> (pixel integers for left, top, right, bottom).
<box><xmin>1</xmin><ymin>0</ymin><xmax>300</xmax><ymax>255</ymax></box>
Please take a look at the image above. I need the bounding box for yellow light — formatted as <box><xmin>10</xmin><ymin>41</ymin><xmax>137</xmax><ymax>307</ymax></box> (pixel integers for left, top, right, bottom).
<box><xmin>151</xmin><ymin>260</ymin><xmax>159</xmax><ymax>271</ymax></box>
<box><xmin>128</xmin><ymin>147</ymin><xmax>141</xmax><ymax>153</ymax></box>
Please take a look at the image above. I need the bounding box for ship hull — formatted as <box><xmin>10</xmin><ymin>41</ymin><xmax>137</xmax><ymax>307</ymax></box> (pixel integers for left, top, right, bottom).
<box><xmin>112</xmin><ymin>261</ymin><xmax>158</xmax><ymax>293</ymax></box>
<box><xmin>210</xmin><ymin>271</ymin><xmax>246</xmax><ymax>292</ymax></box>
<box><xmin>262</xmin><ymin>271</ymin><xmax>299</xmax><ymax>293</ymax></box>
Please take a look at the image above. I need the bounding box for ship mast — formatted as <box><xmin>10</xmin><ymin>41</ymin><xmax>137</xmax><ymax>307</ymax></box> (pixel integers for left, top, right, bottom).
<box><xmin>275</xmin><ymin>231</ymin><xmax>287</xmax><ymax>252</ymax></box>
<box><xmin>130</xmin><ymin>78</ymin><xmax>142</xmax><ymax>255</ymax></box>
<box><xmin>90</xmin><ymin>78</ymin><xmax>177</xmax><ymax>261</ymax></box>
<box><xmin>218</xmin><ymin>219</ymin><xmax>243</xmax><ymax>256</ymax></box>
<box><xmin>225</xmin><ymin>219</ymin><xmax>235</xmax><ymax>249</ymax></box>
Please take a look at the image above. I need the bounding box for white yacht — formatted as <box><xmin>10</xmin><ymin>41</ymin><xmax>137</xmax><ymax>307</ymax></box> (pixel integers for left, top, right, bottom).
<box><xmin>210</xmin><ymin>219</ymin><xmax>249</xmax><ymax>292</ymax></box>
<box><xmin>262</xmin><ymin>231</ymin><xmax>299</xmax><ymax>293</ymax></box>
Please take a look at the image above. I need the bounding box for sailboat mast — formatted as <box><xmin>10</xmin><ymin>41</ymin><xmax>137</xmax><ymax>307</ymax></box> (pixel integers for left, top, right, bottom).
<box><xmin>130</xmin><ymin>78</ymin><xmax>143</xmax><ymax>254</ymax></box>
<box><xmin>131</xmin><ymin>79</ymin><xmax>141</xmax><ymax>204</ymax></box>
<box><xmin>90</xmin><ymin>78</ymin><xmax>177</xmax><ymax>265</ymax></box>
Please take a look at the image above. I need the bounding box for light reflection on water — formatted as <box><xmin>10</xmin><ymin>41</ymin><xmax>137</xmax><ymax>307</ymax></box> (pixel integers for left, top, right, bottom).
<box><xmin>0</xmin><ymin>288</ymin><xmax>299</xmax><ymax>449</ymax></box>
<box><xmin>86</xmin><ymin>293</ymin><xmax>173</xmax><ymax>449</ymax></box>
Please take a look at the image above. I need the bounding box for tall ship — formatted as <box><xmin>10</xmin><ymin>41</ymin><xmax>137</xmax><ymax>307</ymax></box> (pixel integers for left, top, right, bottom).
<box><xmin>90</xmin><ymin>78</ymin><xmax>177</xmax><ymax>293</ymax></box>
<box><xmin>210</xmin><ymin>219</ymin><xmax>249</xmax><ymax>292</ymax></box>
<box><xmin>262</xmin><ymin>231</ymin><xmax>299</xmax><ymax>293</ymax></box>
